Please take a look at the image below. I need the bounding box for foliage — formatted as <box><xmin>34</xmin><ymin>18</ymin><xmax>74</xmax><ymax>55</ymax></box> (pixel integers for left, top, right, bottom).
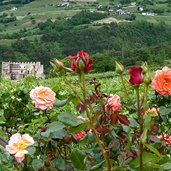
<box><xmin>69</xmin><ymin>10</ymin><xmax>108</xmax><ymax>25</ymax></box>
<box><xmin>1</xmin><ymin>52</ymin><xmax>171</xmax><ymax>170</ymax></box>
<box><xmin>0</xmin><ymin>6</ymin><xmax>171</xmax><ymax>73</ymax></box>
<box><xmin>0</xmin><ymin>0</ymin><xmax>35</xmax><ymax>5</ymax></box>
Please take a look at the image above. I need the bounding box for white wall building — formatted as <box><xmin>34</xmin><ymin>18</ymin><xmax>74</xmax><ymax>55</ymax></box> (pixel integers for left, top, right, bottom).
<box><xmin>1</xmin><ymin>62</ymin><xmax>44</xmax><ymax>80</ymax></box>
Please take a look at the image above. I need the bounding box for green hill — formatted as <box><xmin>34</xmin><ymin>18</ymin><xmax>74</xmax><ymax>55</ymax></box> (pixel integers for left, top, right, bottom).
<box><xmin>0</xmin><ymin>0</ymin><xmax>171</xmax><ymax>74</ymax></box>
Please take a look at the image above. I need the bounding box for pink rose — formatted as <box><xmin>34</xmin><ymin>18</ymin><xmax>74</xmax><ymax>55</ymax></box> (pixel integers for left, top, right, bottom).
<box><xmin>152</xmin><ymin>67</ymin><xmax>171</xmax><ymax>96</ymax></box>
<box><xmin>105</xmin><ymin>94</ymin><xmax>121</xmax><ymax>113</ymax></box>
<box><xmin>30</xmin><ymin>86</ymin><xmax>56</xmax><ymax>110</ymax></box>
<box><xmin>129</xmin><ymin>66</ymin><xmax>143</xmax><ymax>85</ymax></box>
<box><xmin>5</xmin><ymin>133</ymin><xmax>34</xmax><ymax>163</ymax></box>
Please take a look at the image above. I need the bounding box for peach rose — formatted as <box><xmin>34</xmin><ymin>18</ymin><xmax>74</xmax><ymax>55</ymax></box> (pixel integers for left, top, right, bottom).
<box><xmin>30</xmin><ymin>86</ymin><xmax>56</xmax><ymax>110</ymax></box>
<box><xmin>152</xmin><ymin>67</ymin><xmax>171</xmax><ymax>96</ymax></box>
<box><xmin>158</xmin><ymin>134</ymin><xmax>171</xmax><ymax>146</ymax></box>
<box><xmin>144</xmin><ymin>108</ymin><xmax>158</xmax><ymax>116</ymax></box>
<box><xmin>5</xmin><ymin>133</ymin><xmax>34</xmax><ymax>163</ymax></box>
<box><xmin>105</xmin><ymin>94</ymin><xmax>121</xmax><ymax>113</ymax></box>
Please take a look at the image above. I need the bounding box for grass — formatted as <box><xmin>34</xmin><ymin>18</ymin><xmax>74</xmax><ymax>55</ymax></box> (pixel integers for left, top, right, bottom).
<box><xmin>0</xmin><ymin>38</ymin><xmax>16</xmax><ymax>46</ymax></box>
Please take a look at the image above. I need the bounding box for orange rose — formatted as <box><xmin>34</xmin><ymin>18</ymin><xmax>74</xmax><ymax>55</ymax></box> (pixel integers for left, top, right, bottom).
<box><xmin>5</xmin><ymin>133</ymin><xmax>34</xmax><ymax>163</ymax></box>
<box><xmin>30</xmin><ymin>86</ymin><xmax>56</xmax><ymax>110</ymax></box>
<box><xmin>144</xmin><ymin>108</ymin><xmax>158</xmax><ymax>116</ymax></box>
<box><xmin>152</xmin><ymin>67</ymin><xmax>171</xmax><ymax>96</ymax></box>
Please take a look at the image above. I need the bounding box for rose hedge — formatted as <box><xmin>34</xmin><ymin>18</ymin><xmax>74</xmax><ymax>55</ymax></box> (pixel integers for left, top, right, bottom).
<box><xmin>0</xmin><ymin>51</ymin><xmax>171</xmax><ymax>170</ymax></box>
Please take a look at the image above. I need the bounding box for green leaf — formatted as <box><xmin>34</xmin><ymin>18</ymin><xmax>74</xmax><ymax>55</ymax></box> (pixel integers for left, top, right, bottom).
<box><xmin>58</xmin><ymin>112</ymin><xmax>83</xmax><ymax>127</ymax></box>
<box><xmin>130</xmin><ymin>152</ymin><xmax>158</xmax><ymax>169</ymax></box>
<box><xmin>68</xmin><ymin>122</ymin><xmax>89</xmax><ymax>133</ymax></box>
<box><xmin>159</xmin><ymin>106</ymin><xmax>171</xmax><ymax>116</ymax></box>
<box><xmin>143</xmin><ymin>143</ymin><xmax>160</xmax><ymax>157</ymax></box>
<box><xmin>51</xmin><ymin>129</ymin><xmax>66</xmax><ymax>139</ymax></box>
<box><xmin>144</xmin><ymin>163</ymin><xmax>165</xmax><ymax>170</ymax></box>
<box><xmin>161</xmin><ymin>162</ymin><xmax>171</xmax><ymax>170</ymax></box>
<box><xmin>55</xmin><ymin>99</ymin><xmax>68</xmax><ymax>107</ymax></box>
<box><xmin>52</xmin><ymin>158</ymin><xmax>66</xmax><ymax>170</ymax></box>
<box><xmin>31</xmin><ymin>159</ymin><xmax>44</xmax><ymax>171</ymax></box>
<box><xmin>41</xmin><ymin>121</ymin><xmax>65</xmax><ymax>137</ymax></box>
<box><xmin>129</xmin><ymin>117</ymin><xmax>139</xmax><ymax>127</ymax></box>
<box><xmin>90</xmin><ymin>160</ymin><xmax>105</xmax><ymax>170</ymax></box>
<box><xmin>27</xmin><ymin>146</ymin><xmax>36</xmax><ymax>156</ymax></box>
<box><xmin>143</xmin><ymin>114</ymin><xmax>152</xmax><ymax>130</ymax></box>
<box><xmin>70</xmin><ymin>148</ymin><xmax>86</xmax><ymax>170</ymax></box>
<box><xmin>140</xmin><ymin>128</ymin><xmax>148</xmax><ymax>144</ymax></box>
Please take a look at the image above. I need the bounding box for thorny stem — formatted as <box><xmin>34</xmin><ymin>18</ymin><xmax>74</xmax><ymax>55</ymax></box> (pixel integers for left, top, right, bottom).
<box><xmin>63</xmin><ymin>72</ymin><xmax>111</xmax><ymax>170</ymax></box>
<box><xmin>80</xmin><ymin>72</ymin><xmax>111</xmax><ymax>171</ymax></box>
<box><xmin>143</xmin><ymin>84</ymin><xmax>149</xmax><ymax>111</ymax></box>
<box><xmin>80</xmin><ymin>71</ymin><xmax>86</xmax><ymax>99</ymax></box>
<box><xmin>135</xmin><ymin>87</ymin><xmax>143</xmax><ymax>171</ymax></box>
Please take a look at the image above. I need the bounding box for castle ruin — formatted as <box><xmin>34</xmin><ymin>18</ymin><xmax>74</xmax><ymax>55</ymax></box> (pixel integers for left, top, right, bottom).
<box><xmin>1</xmin><ymin>62</ymin><xmax>44</xmax><ymax>80</ymax></box>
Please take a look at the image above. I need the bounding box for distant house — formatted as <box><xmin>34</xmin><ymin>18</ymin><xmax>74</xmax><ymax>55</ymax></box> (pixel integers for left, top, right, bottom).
<box><xmin>137</xmin><ymin>7</ymin><xmax>144</xmax><ymax>12</ymax></box>
<box><xmin>10</xmin><ymin>7</ymin><xmax>17</xmax><ymax>11</ymax></box>
<box><xmin>1</xmin><ymin>62</ymin><xmax>44</xmax><ymax>80</ymax></box>
<box><xmin>131</xmin><ymin>2</ymin><xmax>136</xmax><ymax>6</ymax></box>
<box><xmin>116</xmin><ymin>9</ymin><xmax>130</xmax><ymax>15</ymax></box>
<box><xmin>142</xmin><ymin>12</ymin><xmax>156</xmax><ymax>16</ymax></box>
<box><xmin>57</xmin><ymin>2</ymin><xmax>69</xmax><ymax>7</ymax></box>
<box><xmin>98</xmin><ymin>5</ymin><xmax>103</xmax><ymax>9</ymax></box>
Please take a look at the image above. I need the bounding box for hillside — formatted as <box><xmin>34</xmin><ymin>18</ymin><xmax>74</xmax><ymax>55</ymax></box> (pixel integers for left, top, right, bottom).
<box><xmin>0</xmin><ymin>0</ymin><xmax>171</xmax><ymax>37</ymax></box>
<box><xmin>0</xmin><ymin>0</ymin><xmax>171</xmax><ymax>74</ymax></box>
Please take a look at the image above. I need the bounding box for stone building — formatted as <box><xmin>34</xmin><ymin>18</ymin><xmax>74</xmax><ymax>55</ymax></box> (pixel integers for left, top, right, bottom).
<box><xmin>1</xmin><ymin>62</ymin><xmax>44</xmax><ymax>80</ymax></box>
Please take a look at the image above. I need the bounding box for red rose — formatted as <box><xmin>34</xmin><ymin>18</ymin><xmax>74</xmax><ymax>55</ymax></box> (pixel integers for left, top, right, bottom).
<box><xmin>129</xmin><ymin>66</ymin><xmax>143</xmax><ymax>85</ymax></box>
<box><xmin>68</xmin><ymin>50</ymin><xmax>93</xmax><ymax>73</ymax></box>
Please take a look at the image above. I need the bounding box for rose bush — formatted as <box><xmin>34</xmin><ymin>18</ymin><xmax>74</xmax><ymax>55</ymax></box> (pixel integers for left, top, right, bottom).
<box><xmin>0</xmin><ymin>51</ymin><xmax>171</xmax><ymax>171</ymax></box>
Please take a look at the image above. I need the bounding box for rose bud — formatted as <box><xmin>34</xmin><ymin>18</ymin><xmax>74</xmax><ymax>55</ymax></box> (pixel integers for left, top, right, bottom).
<box><xmin>50</xmin><ymin>59</ymin><xmax>64</xmax><ymax>72</ymax></box>
<box><xmin>129</xmin><ymin>66</ymin><xmax>143</xmax><ymax>85</ymax></box>
<box><xmin>68</xmin><ymin>50</ymin><xmax>93</xmax><ymax>73</ymax></box>
<box><xmin>115</xmin><ymin>61</ymin><xmax>124</xmax><ymax>74</ymax></box>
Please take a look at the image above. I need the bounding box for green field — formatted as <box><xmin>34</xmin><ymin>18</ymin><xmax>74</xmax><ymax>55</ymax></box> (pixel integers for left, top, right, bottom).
<box><xmin>0</xmin><ymin>0</ymin><xmax>171</xmax><ymax>38</ymax></box>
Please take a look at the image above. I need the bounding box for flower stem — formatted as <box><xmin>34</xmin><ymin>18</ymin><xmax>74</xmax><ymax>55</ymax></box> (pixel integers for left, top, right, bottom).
<box><xmin>85</xmin><ymin>104</ymin><xmax>111</xmax><ymax>170</ymax></box>
<box><xmin>80</xmin><ymin>71</ymin><xmax>86</xmax><ymax>99</ymax></box>
<box><xmin>143</xmin><ymin>84</ymin><xmax>149</xmax><ymax>111</ymax></box>
<box><xmin>135</xmin><ymin>87</ymin><xmax>143</xmax><ymax>171</ymax></box>
<box><xmin>80</xmin><ymin>72</ymin><xmax>111</xmax><ymax>171</ymax></box>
